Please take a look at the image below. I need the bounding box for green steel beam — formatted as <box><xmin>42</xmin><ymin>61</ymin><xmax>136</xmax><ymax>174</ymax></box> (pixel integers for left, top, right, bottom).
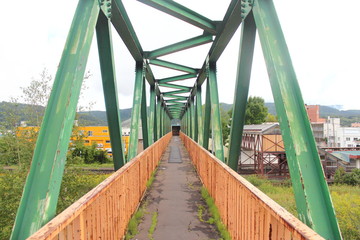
<box><xmin>149</xmin><ymin>59</ymin><xmax>198</xmax><ymax>74</ymax></box>
<box><xmin>96</xmin><ymin>11</ymin><xmax>125</xmax><ymax>171</ymax></box>
<box><xmin>208</xmin><ymin>0</ymin><xmax>248</xmax><ymax>62</ymax></box>
<box><xmin>158</xmin><ymin>82</ymin><xmax>192</xmax><ymax>91</ymax></box>
<box><xmin>128</xmin><ymin>62</ymin><xmax>144</xmax><ymax>161</ymax></box>
<box><xmin>196</xmin><ymin>85</ymin><xmax>203</xmax><ymax>145</ymax></box>
<box><xmin>149</xmin><ymin>85</ymin><xmax>156</xmax><ymax>143</ymax></box>
<box><xmin>162</xmin><ymin>108</ymin><xmax>166</xmax><ymax>136</ymax></box>
<box><xmin>169</xmin><ymin>106</ymin><xmax>183</xmax><ymax>110</ymax></box>
<box><xmin>227</xmin><ymin>11</ymin><xmax>256</xmax><ymax>171</ymax></box>
<box><xmin>141</xmin><ymin>76</ymin><xmax>149</xmax><ymax>149</ymax></box>
<box><xmin>189</xmin><ymin>103</ymin><xmax>193</xmax><ymax>138</ymax></box>
<box><xmin>163</xmin><ymin>89</ymin><xmax>190</xmax><ymax>96</ymax></box>
<box><xmin>11</xmin><ymin>1</ymin><xmax>100</xmax><ymax>239</ymax></box>
<box><xmin>111</xmin><ymin>0</ymin><xmax>143</xmax><ymax>61</ymax></box>
<box><xmin>192</xmin><ymin>97</ymin><xmax>198</xmax><ymax>142</ymax></box>
<box><xmin>188</xmin><ymin>0</ymin><xmax>248</xmax><ymax>97</ymax></box>
<box><xmin>167</xmin><ymin>102</ymin><xmax>186</xmax><ymax>106</ymax></box>
<box><xmin>253</xmin><ymin>0</ymin><xmax>341</xmax><ymax>239</ymax></box>
<box><xmin>165</xmin><ymin>96</ymin><xmax>188</xmax><ymax>101</ymax></box>
<box><xmin>145</xmin><ymin>62</ymin><xmax>156</xmax><ymax>86</ymax></box>
<box><xmin>137</xmin><ymin>0</ymin><xmax>217</xmax><ymax>34</ymax></box>
<box><xmin>145</xmin><ymin>34</ymin><xmax>213</xmax><ymax>59</ymax></box>
<box><xmin>156</xmin><ymin>97</ymin><xmax>161</xmax><ymax>140</ymax></box>
<box><xmin>208</xmin><ymin>63</ymin><xmax>224</xmax><ymax>161</ymax></box>
<box><xmin>157</xmin><ymin>73</ymin><xmax>197</xmax><ymax>83</ymax></box>
<box><xmin>160</xmin><ymin>107</ymin><xmax>164</xmax><ymax>137</ymax></box>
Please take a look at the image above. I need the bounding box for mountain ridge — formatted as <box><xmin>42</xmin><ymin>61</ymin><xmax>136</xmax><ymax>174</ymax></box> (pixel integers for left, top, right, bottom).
<box><xmin>1</xmin><ymin>101</ymin><xmax>359</xmax><ymax>127</ymax></box>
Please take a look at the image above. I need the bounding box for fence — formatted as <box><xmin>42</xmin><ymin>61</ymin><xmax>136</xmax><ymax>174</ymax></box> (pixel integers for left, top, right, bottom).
<box><xmin>28</xmin><ymin>133</ymin><xmax>172</xmax><ymax>240</ymax></box>
<box><xmin>180</xmin><ymin>132</ymin><xmax>323</xmax><ymax>240</ymax></box>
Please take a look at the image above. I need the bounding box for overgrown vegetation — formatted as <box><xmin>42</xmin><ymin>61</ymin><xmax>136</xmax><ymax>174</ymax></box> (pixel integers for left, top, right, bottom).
<box><xmin>0</xmin><ymin>168</ymin><xmax>109</xmax><ymax>240</ymax></box>
<box><xmin>245</xmin><ymin>175</ymin><xmax>360</xmax><ymax>240</ymax></box>
<box><xmin>0</xmin><ymin>69</ymin><xmax>112</xmax><ymax>239</ymax></box>
<box><xmin>125</xmin><ymin>206</ymin><xmax>145</xmax><ymax>240</ymax></box>
<box><xmin>124</xmin><ymin>168</ymin><xmax>158</xmax><ymax>240</ymax></box>
<box><xmin>334</xmin><ymin>167</ymin><xmax>360</xmax><ymax>186</ymax></box>
<box><xmin>200</xmin><ymin>187</ymin><xmax>231</xmax><ymax>240</ymax></box>
<box><xmin>148</xmin><ymin>211</ymin><xmax>158</xmax><ymax>240</ymax></box>
<box><xmin>146</xmin><ymin>167</ymin><xmax>158</xmax><ymax>189</ymax></box>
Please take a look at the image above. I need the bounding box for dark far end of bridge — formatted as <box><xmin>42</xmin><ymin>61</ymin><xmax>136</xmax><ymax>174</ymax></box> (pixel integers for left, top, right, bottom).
<box><xmin>10</xmin><ymin>0</ymin><xmax>342</xmax><ymax>240</ymax></box>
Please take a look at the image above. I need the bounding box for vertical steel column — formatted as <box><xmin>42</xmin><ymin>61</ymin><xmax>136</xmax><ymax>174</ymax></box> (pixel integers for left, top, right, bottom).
<box><xmin>156</xmin><ymin>97</ymin><xmax>161</xmax><ymax>140</ymax></box>
<box><xmin>141</xmin><ymin>76</ymin><xmax>149</xmax><ymax>149</ymax></box>
<box><xmin>96</xmin><ymin>11</ymin><xmax>125</xmax><ymax>170</ymax></box>
<box><xmin>203</xmin><ymin>79</ymin><xmax>211</xmax><ymax>150</ymax></box>
<box><xmin>253</xmin><ymin>0</ymin><xmax>341</xmax><ymax>239</ymax></box>
<box><xmin>159</xmin><ymin>105</ymin><xmax>163</xmax><ymax>137</ymax></box>
<box><xmin>188</xmin><ymin>105</ymin><xmax>192</xmax><ymax>138</ymax></box>
<box><xmin>208</xmin><ymin>63</ymin><xmax>224</xmax><ymax>161</ymax></box>
<box><xmin>11</xmin><ymin>1</ymin><xmax>100</xmax><ymax>239</ymax></box>
<box><xmin>128</xmin><ymin>61</ymin><xmax>144</xmax><ymax>161</ymax></box>
<box><xmin>228</xmin><ymin>12</ymin><xmax>256</xmax><ymax>171</ymax></box>
<box><xmin>192</xmin><ymin>97</ymin><xmax>198</xmax><ymax>141</ymax></box>
<box><xmin>162</xmin><ymin>107</ymin><xmax>165</xmax><ymax>137</ymax></box>
<box><xmin>189</xmin><ymin>100</ymin><xmax>193</xmax><ymax>139</ymax></box>
<box><xmin>183</xmin><ymin>109</ymin><xmax>188</xmax><ymax>135</ymax></box>
<box><xmin>149</xmin><ymin>85</ymin><xmax>156</xmax><ymax>143</ymax></box>
<box><xmin>196</xmin><ymin>85</ymin><xmax>203</xmax><ymax>145</ymax></box>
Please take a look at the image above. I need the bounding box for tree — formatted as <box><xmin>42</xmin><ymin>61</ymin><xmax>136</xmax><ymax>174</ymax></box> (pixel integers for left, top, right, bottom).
<box><xmin>220</xmin><ymin>107</ymin><xmax>231</xmax><ymax>144</ymax></box>
<box><xmin>266</xmin><ymin>113</ymin><xmax>278</xmax><ymax>122</ymax></box>
<box><xmin>245</xmin><ymin>96</ymin><xmax>268</xmax><ymax>124</ymax></box>
<box><xmin>21</xmin><ymin>68</ymin><xmax>52</xmax><ymax>127</ymax></box>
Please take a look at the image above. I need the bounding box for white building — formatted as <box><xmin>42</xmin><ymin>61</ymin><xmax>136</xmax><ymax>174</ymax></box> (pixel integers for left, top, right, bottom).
<box><xmin>336</xmin><ymin>127</ymin><xmax>360</xmax><ymax>147</ymax></box>
<box><xmin>323</xmin><ymin>117</ymin><xmax>341</xmax><ymax>147</ymax></box>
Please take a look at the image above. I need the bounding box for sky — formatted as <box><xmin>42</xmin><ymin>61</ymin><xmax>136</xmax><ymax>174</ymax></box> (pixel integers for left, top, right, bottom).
<box><xmin>0</xmin><ymin>0</ymin><xmax>359</xmax><ymax>111</ymax></box>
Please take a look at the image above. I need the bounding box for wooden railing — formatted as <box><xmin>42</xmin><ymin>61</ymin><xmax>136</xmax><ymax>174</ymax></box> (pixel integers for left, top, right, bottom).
<box><xmin>180</xmin><ymin>132</ymin><xmax>324</xmax><ymax>240</ymax></box>
<box><xmin>28</xmin><ymin>133</ymin><xmax>172</xmax><ymax>240</ymax></box>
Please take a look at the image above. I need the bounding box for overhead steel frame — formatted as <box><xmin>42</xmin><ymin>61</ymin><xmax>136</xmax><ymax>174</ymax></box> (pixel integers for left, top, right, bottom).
<box><xmin>143</xmin><ymin>0</ymin><xmax>341</xmax><ymax>239</ymax></box>
<box><xmin>11</xmin><ymin>0</ymin><xmax>173</xmax><ymax>239</ymax></box>
<box><xmin>12</xmin><ymin>0</ymin><xmax>342</xmax><ymax>240</ymax></box>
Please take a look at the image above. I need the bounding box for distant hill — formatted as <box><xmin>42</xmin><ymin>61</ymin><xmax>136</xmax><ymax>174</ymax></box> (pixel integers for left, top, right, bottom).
<box><xmin>1</xmin><ymin>101</ymin><xmax>359</xmax><ymax>127</ymax></box>
<box><xmin>0</xmin><ymin>101</ymin><xmax>132</xmax><ymax>127</ymax></box>
<box><xmin>78</xmin><ymin>108</ymin><xmax>132</xmax><ymax>126</ymax></box>
<box><xmin>220</xmin><ymin>102</ymin><xmax>360</xmax><ymax>127</ymax></box>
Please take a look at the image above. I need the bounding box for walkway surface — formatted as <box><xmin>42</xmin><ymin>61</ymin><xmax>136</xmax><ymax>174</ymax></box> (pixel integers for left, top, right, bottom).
<box><xmin>132</xmin><ymin>136</ymin><xmax>220</xmax><ymax>240</ymax></box>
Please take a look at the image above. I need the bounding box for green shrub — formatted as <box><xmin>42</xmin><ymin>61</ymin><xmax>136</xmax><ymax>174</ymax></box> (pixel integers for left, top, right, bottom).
<box><xmin>335</xmin><ymin>168</ymin><xmax>360</xmax><ymax>186</ymax></box>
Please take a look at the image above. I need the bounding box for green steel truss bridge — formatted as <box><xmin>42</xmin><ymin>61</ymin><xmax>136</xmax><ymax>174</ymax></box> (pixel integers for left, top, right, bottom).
<box><xmin>10</xmin><ymin>0</ymin><xmax>342</xmax><ymax>239</ymax></box>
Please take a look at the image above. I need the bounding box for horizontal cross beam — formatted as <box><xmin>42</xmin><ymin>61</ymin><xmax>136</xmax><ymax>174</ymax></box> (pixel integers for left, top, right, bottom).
<box><xmin>158</xmin><ymin>73</ymin><xmax>197</xmax><ymax>83</ymax></box>
<box><xmin>137</xmin><ymin>0</ymin><xmax>217</xmax><ymax>34</ymax></box>
<box><xmin>144</xmin><ymin>34</ymin><xmax>213</xmax><ymax>59</ymax></box>
<box><xmin>149</xmin><ymin>59</ymin><xmax>198</xmax><ymax>74</ymax></box>
<box><xmin>158</xmin><ymin>82</ymin><xmax>192</xmax><ymax>91</ymax></box>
